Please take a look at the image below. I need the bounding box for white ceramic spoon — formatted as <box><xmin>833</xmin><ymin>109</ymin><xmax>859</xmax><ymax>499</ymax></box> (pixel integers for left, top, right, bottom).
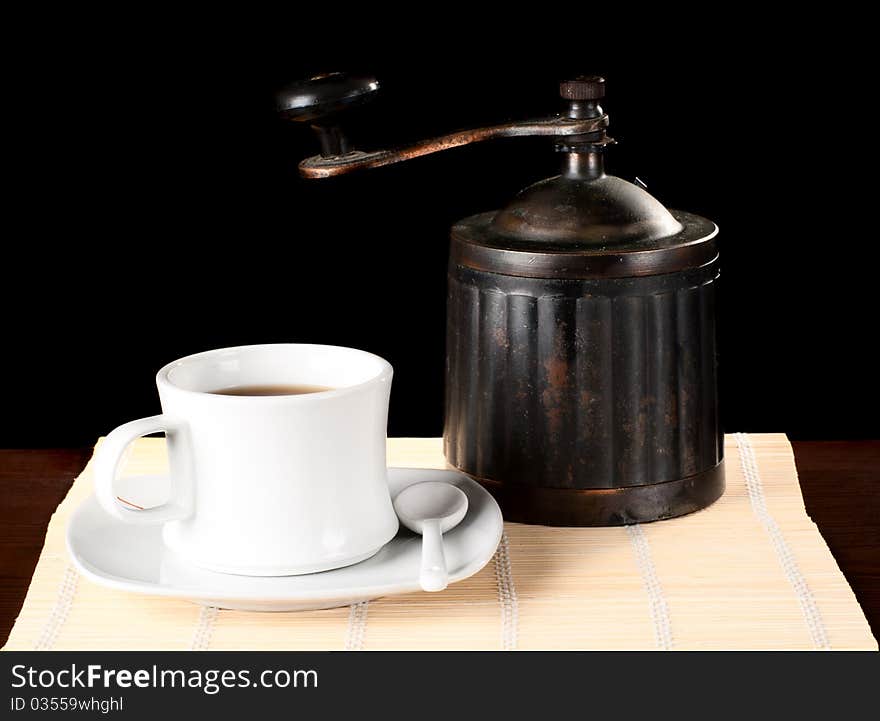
<box><xmin>393</xmin><ymin>481</ymin><xmax>469</xmax><ymax>592</ymax></box>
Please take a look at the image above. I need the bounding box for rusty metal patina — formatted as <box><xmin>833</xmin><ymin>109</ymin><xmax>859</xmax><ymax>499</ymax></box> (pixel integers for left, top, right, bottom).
<box><xmin>298</xmin><ymin>116</ymin><xmax>609</xmax><ymax>178</ymax></box>
<box><xmin>443</xmin><ymin>254</ymin><xmax>723</xmax><ymax>525</ymax></box>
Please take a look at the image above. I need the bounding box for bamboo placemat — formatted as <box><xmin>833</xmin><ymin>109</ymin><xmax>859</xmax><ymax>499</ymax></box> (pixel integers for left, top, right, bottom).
<box><xmin>3</xmin><ymin>434</ymin><xmax>875</xmax><ymax>650</ymax></box>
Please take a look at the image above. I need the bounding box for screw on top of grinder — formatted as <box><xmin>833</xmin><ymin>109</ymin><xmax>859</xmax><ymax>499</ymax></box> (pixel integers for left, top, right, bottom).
<box><xmin>559</xmin><ymin>76</ymin><xmax>606</xmax><ymax>100</ymax></box>
<box><xmin>559</xmin><ymin>76</ymin><xmax>607</xmax><ymax>126</ymax></box>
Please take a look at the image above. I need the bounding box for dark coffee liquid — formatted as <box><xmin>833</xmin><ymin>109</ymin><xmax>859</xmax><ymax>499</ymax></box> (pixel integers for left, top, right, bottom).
<box><xmin>210</xmin><ymin>384</ymin><xmax>333</xmax><ymax>396</ymax></box>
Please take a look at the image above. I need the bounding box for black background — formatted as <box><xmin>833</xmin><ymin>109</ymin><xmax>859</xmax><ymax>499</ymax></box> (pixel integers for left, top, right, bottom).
<box><xmin>4</xmin><ymin>14</ymin><xmax>877</xmax><ymax>447</ymax></box>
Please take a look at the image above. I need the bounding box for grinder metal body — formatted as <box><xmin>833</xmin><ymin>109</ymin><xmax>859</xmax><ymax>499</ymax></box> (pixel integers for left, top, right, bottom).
<box><xmin>282</xmin><ymin>73</ymin><xmax>724</xmax><ymax>526</ymax></box>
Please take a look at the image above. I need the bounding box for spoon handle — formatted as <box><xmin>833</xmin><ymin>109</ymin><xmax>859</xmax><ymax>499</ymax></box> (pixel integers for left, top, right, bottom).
<box><xmin>419</xmin><ymin>519</ymin><xmax>448</xmax><ymax>592</ymax></box>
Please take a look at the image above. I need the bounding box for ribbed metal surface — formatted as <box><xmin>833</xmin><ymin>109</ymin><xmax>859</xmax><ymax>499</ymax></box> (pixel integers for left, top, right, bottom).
<box><xmin>444</xmin><ymin>260</ymin><xmax>722</xmax><ymax>491</ymax></box>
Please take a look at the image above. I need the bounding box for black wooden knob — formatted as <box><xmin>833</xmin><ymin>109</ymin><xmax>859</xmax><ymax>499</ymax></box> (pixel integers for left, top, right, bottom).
<box><xmin>277</xmin><ymin>73</ymin><xmax>379</xmax><ymax>122</ymax></box>
<box><xmin>278</xmin><ymin>73</ymin><xmax>379</xmax><ymax>158</ymax></box>
<box><xmin>560</xmin><ymin>76</ymin><xmax>606</xmax><ymax>101</ymax></box>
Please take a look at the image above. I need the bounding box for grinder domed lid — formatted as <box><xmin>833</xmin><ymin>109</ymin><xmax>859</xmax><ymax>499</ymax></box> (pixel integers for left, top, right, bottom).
<box><xmin>452</xmin><ymin>77</ymin><xmax>718</xmax><ymax>280</ymax></box>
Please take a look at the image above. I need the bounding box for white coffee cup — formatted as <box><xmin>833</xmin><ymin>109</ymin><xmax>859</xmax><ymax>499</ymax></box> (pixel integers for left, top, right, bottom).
<box><xmin>93</xmin><ymin>344</ymin><xmax>399</xmax><ymax>576</ymax></box>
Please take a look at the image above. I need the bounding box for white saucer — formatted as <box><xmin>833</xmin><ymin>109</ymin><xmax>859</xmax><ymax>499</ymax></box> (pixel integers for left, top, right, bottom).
<box><xmin>66</xmin><ymin>468</ymin><xmax>503</xmax><ymax>611</ymax></box>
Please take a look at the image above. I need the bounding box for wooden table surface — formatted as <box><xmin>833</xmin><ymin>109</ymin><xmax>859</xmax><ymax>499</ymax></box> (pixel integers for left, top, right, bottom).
<box><xmin>1</xmin><ymin>441</ymin><xmax>877</xmax><ymax>648</ymax></box>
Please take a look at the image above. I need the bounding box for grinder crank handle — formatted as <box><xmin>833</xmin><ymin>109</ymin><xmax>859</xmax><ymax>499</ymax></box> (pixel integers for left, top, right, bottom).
<box><xmin>278</xmin><ymin>73</ymin><xmax>611</xmax><ymax>178</ymax></box>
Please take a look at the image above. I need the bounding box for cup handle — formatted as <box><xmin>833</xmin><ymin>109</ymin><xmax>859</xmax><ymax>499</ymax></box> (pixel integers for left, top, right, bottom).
<box><xmin>94</xmin><ymin>414</ymin><xmax>192</xmax><ymax>524</ymax></box>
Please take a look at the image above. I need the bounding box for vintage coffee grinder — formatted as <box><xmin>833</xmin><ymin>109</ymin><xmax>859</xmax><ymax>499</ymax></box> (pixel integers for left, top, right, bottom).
<box><xmin>280</xmin><ymin>73</ymin><xmax>723</xmax><ymax>526</ymax></box>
